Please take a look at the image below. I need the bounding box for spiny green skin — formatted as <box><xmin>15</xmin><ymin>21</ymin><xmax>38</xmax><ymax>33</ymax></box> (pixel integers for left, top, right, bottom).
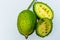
<box><xmin>33</xmin><ymin>2</ymin><xmax>54</xmax><ymax>20</ymax></box>
<box><xmin>36</xmin><ymin>18</ymin><xmax>53</xmax><ymax>37</ymax></box>
<box><xmin>17</xmin><ymin>10</ymin><xmax>37</xmax><ymax>38</ymax></box>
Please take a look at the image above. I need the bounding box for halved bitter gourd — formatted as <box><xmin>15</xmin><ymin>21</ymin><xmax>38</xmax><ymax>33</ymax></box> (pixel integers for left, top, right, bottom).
<box><xmin>33</xmin><ymin>2</ymin><xmax>54</xmax><ymax>19</ymax></box>
<box><xmin>36</xmin><ymin>18</ymin><xmax>53</xmax><ymax>37</ymax></box>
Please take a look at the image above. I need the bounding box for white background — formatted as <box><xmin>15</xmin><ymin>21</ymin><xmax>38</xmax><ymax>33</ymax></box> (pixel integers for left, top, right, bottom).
<box><xmin>0</xmin><ymin>0</ymin><xmax>60</xmax><ymax>40</ymax></box>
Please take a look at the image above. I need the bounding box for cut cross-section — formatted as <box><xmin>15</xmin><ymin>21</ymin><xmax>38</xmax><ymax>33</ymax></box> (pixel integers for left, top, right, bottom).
<box><xmin>36</xmin><ymin>18</ymin><xmax>53</xmax><ymax>37</ymax></box>
<box><xmin>33</xmin><ymin>2</ymin><xmax>54</xmax><ymax>19</ymax></box>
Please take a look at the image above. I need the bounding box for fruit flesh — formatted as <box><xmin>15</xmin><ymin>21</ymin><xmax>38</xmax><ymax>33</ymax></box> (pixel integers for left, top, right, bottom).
<box><xmin>36</xmin><ymin>18</ymin><xmax>52</xmax><ymax>37</ymax></box>
<box><xmin>17</xmin><ymin>10</ymin><xmax>37</xmax><ymax>38</ymax></box>
<box><xmin>33</xmin><ymin>2</ymin><xmax>54</xmax><ymax>19</ymax></box>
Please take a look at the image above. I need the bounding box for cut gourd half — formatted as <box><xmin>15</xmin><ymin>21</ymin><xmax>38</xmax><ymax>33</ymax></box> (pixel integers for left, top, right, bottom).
<box><xmin>33</xmin><ymin>2</ymin><xmax>54</xmax><ymax>19</ymax></box>
<box><xmin>36</xmin><ymin>18</ymin><xmax>53</xmax><ymax>37</ymax></box>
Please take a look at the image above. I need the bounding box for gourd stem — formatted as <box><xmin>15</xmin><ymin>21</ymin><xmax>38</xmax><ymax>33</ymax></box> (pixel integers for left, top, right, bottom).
<box><xmin>27</xmin><ymin>0</ymin><xmax>35</xmax><ymax>9</ymax></box>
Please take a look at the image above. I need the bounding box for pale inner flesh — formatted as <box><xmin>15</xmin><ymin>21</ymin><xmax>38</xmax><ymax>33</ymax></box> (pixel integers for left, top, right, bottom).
<box><xmin>37</xmin><ymin>22</ymin><xmax>51</xmax><ymax>36</ymax></box>
<box><xmin>35</xmin><ymin>4</ymin><xmax>53</xmax><ymax>19</ymax></box>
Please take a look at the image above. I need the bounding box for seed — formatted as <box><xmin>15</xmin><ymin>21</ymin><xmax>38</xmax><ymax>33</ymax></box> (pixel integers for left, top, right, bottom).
<box><xmin>45</xmin><ymin>32</ymin><xmax>47</xmax><ymax>33</ymax></box>
<box><xmin>42</xmin><ymin>32</ymin><xmax>44</xmax><ymax>33</ymax></box>
<box><xmin>47</xmin><ymin>10</ymin><xmax>49</xmax><ymax>13</ymax></box>
<box><xmin>44</xmin><ymin>8</ymin><xmax>46</xmax><ymax>11</ymax></box>
<box><xmin>40</xmin><ymin>5</ymin><xmax>42</xmax><ymax>7</ymax></box>
<box><xmin>45</xmin><ymin>28</ymin><xmax>48</xmax><ymax>30</ymax></box>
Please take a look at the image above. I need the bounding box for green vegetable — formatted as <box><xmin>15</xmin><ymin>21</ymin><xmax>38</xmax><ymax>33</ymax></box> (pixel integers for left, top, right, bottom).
<box><xmin>17</xmin><ymin>10</ymin><xmax>37</xmax><ymax>38</ymax></box>
<box><xmin>17</xmin><ymin>0</ymin><xmax>54</xmax><ymax>38</ymax></box>
<box><xmin>33</xmin><ymin>2</ymin><xmax>54</xmax><ymax>19</ymax></box>
<box><xmin>36</xmin><ymin>18</ymin><xmax>53</xmax><ymax>37</ymax></box>
<box><xmin>17</xmin><ymin>0</ymin><xmax>36</xmax><ymax>39</ymax></box>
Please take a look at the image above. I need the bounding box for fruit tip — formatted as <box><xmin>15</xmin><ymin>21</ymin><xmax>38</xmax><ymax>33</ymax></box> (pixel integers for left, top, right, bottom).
<box><xmin>25</xmin><ymin>35</ymin><xmax>28</xmax><ymax>39</ymax></box>
<box><xmin>25</xmin><ymin>36</ymin><xmax>28</xmax><ymax>39</ymax></box>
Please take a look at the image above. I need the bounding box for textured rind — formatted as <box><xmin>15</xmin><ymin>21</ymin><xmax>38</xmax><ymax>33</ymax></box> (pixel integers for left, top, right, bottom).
<box><xmin>33</xmin><ymin>2</ymin><xmax>54</xmax><ymax>20</ymax></box>
<box><xmin>17</xmin><ymin>10</ymin><xmax>37</xmax><ymax>38</ymax></box>
<box><xmin>36</xmin><ymin>18</ymin><xmax>53</xmax><ymax>37</ymax></box>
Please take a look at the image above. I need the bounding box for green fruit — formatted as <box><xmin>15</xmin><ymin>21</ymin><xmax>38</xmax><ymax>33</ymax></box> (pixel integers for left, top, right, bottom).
<box><xmin>36</xmin><ymin>18</ymin><xmax>53</xmax><ymax>37</ymax></box>
<box><xmin>17</xmin><ymin>10</ymin><xmax>37</xmax><ymax>38</ymax></box>
<box><xmin>33</xmin><ymin>2</ymin><xmax>54</xmax><ymax>19</ymax></box>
